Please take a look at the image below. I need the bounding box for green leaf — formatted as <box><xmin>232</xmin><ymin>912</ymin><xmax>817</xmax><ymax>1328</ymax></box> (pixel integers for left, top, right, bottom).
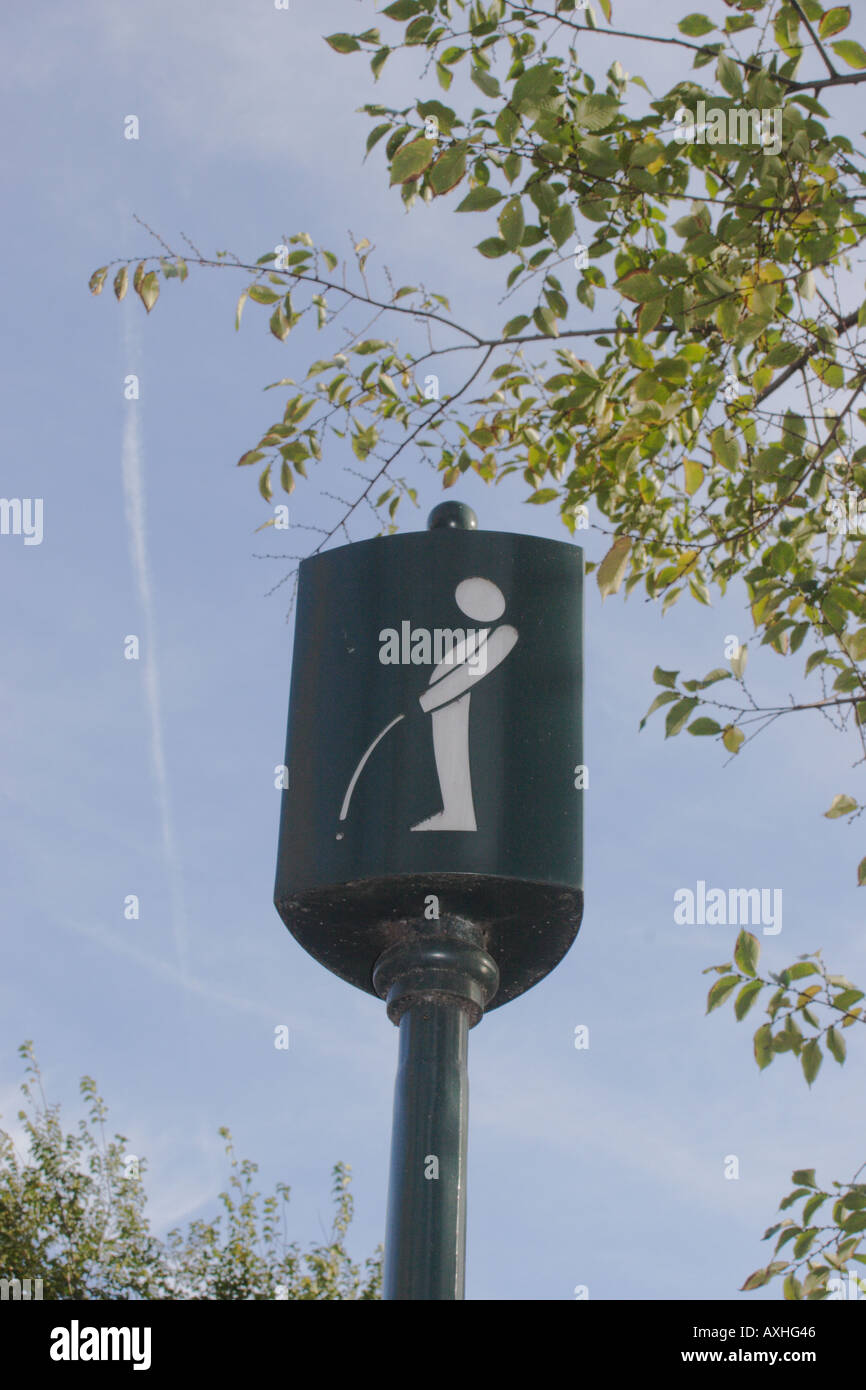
<box><xmin>783</xmin><ymin>1271</ymin><xmax>803</xmax><ymax>1299</ymax></box>
<box><xmin>138</xmin><ymin>272</ymin><xmax>159</xmax><ymax>313</ymax></box>
<box><xmin>734</xmin><ymin>929</ymin><xmax>760</xmax><ymax>978</ymax></box>
<box><xmin>435</xmin><ymin>60</ymin><xmax>453</xmax><ymax>89</ymax></box>
<box><xmin>830</xmin><ymin>39</ymin><xmax>866</xmax><ymax>68</ymax></box>
<box><xmin>833</xmin><ymin>987</ymin><xmax>864</xmax><ymax>1010</ymax></box>
<box><xmin>801</xmin><ymin>1039</ymin><xmax>822</xmax><ymax>1087</ymax></box>
<box><xmin>698</xmin><ymin>668</ymin><xmax>731</xmax><ymax>689</ymax></box>
<box><xmin>638</xmin><ymin>298</ymin><xmax>665</xmax><ymax>335</ymax></box>
<box><xmin>858</xmin><ymin>857</ymin><xmax>866</xmax><ymax>887</ymax></box>
<box><xmin>596</xmin><ymin>536</ymin><xmax>631</xmax><ymax>600</ymax></box>
<box><xmin>390</xmin><ymin>137</ymin><xmax>434</xmax><ymax>184</ymax></box>
<box><xmin>113</xmin><ymin>266</ymin><xmax>128</xmax><ymax>301</ymax></box>
<box><xmin>258</xmin><ymin>465</ymin><xmax>272</xmax><ymax>502</ymax></box>
<box><xmin>616</xmin><ymin>269</ymin><xmax>665</xmax><ymax>303</ymax></box>
<box><xmin>574</xmin><ymin>94</ymin><xmax>619</xmax><ymax>131</ymax></box>
<box><xmin>665</xmin><ymin>697</ymin><xmax>699</xmax><ymax>737</ymax></box>
<box><xmin>710</xmin><ymin>426</ymin><xmax>739</xmax><ymax>470</ymax></box>
<box><xmin>826</xmin><ymin>1026</ymin><xmax>846</xmax><ymax>1064</ymax></box>
<box><xmin>791</xmin><ymin>1168</ymin><xmax>817</xmax><ymax>1189</ymax></box>
<box><xmin>237</xmin><ymin>449</ymin><xmax>266</xmax><ymax>468</ymax></box>
<box><xmin>735</xmin><ymin>979</ymin><xmax>764</xmax><ymax>1020</ymax></box>
<box><xmin>843</xmin><ymin>628</ymin><xmax>866</xmax><ymax>661</ymax></box>
<box><xmin>678</xmin><ymin>14</ymin><xmax>714</xmax><ymax>37</ymax></box>
<box><xmin>280</xmin><ymin>442</ymin><xmax>310</xmax><ymax>466</ymax></box>
<box><xmin>754</xmin><ymin>1022</ymin><xmax>773</xmax><ymax>1069</ymax></box>
<box><xmin>269</xmin><ymin>305</ymin><xmax>290</xmax><ymax>342</ymax></box>
<box><xmin>495</xmin><ymin>107</ymin><xmax>519</xmax><ymax>147</ymax></box>
<box><xmin>325</xmin><ymin>33</ymin><xmax>361</xmax><ymax>54</ymax></box>
<box><xmin>653</xmin><ymin>667</ymin><xmax>680</xmax><ymax>689</ymax></box>
<box><xmin>526</xmin><ymin>488</ymin><xmax>559</xmax><ymax>505</ymax></box>
<box><xmin>687</xmin><ymin>717</ymin><xmax>721</xmax><ymax>736</ymax></box>
<box><xmin>824</xmin><ymin>793</ymin><xmax>857</xmax><ymax>818</ymax></box>
<box><xmin>819</xmin><ymin>7</ymin><xmax>850</xmax><ymax>38</ymax></box>
<box><xmin>498</xmin><ymin>198</ymin><xmax>525</xmax><ymax>252</ymax></box>
<box><xmin>89</xmin><ymin>266</ymin><xmax>108</xmax><ymax>295</ymax></box>
<box><xmin>707</xmin><ymin>974</ymin><xmax>740</xmax><ymax>1013</ymax></box>
<box><xmin>371</xmin><ymin>46</ymin><xmax>390</xmax><ymax>79</ymax></box>
<box><xmin>511</xmin><ymin>64</ymin><xmax>557</xmax><ymax>111</ymax></box>
<box><xmin>533</xmin><ymin>305</ymin><xmax>557</xmax><ymax>337</ymax></box>
<box><xmin>378</xmin><ymin>372</ymin><xmax>398</xmax><ymax>398</ymax></box>
<box><xmin>248</xmin><ymin>285</ymin><xmax>280</xmax><ymax>305</ymax></box>
<box><xmin>503</xmin><ymin>314</ymin><xmax>530</xmax><ymax>338</ymax></box>
<box><xmin>783</xmin><ymin>961</ymin><xmax>820</xmax><ymax>983</ymax></box>
<box><xmin>471</xmin><ymin>66</ymin><xmax>501</xmax><ymax>98</ymax></box>
<box><xmin>804</xmin><ymin>649</ymin><xmax>828</xmax><ymax>677</ymax></box>
<box><xmin>781</xmin><ymin>1191</ymin><xmax>811</xmax><ymax>1213</ymax></box>
<box><xmin>381</xmin><ymin>0</ymin><xmax>421</xmax><ymax>17</ymax></box>
<box><xmin>802</xmin><ymin>1192</ymin><xmax>827</xmax><ymax>1224</ymax></box>
<box><xmin>639</xmin><ymin>690</ymin><xmax>679</xmax><ymax>729</ymax></box>
<box><xmin>477</xmin><ymin>237</ymin><xmax>509</xmax><ymax>258</ymax></box>
<box><xmin>366</xmin><ymin>123</ymin><xmax>392</xmax><ymax>154</ymax></box>
<box><xmin>763</xmin><ymin>341</ymin><xmax>800</xmax><ymax>368</ymax></box>
<box><xmin>549</xmin><ymin>204</ymin><xmax>575</xmax><ymax>248</ymax></box>
<box><xmin>456</xmin><ymin>186</ymin><xmax>504</xmax><ymax>212</ymax></box>
<box><xmin>716</xmin><ymin>52</ymin><xmax>743</xmax><ymax>98</ymax></box>
<box><xmin>722</xmin><ymin>725</ymin><xmax>745</xmax><ymax>754</ymax></box>
<box><xmin>429</xmin><ymin>142</ymin><xmax>467</xmax><ymax>195</ymax></box>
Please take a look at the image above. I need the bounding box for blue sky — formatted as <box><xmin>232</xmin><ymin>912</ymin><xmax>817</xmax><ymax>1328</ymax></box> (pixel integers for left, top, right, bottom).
<box><xmin>2</xmin><ymin>0</ymin><xmax>865</xmax><ymax>1300</ymax></box>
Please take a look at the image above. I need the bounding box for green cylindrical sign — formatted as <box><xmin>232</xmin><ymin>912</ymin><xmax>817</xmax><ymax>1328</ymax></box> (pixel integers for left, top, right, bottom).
<box><xmin>274</xmin><ymin>521</ymin><xmax>584</xmax><ymax>1010</ymax></box>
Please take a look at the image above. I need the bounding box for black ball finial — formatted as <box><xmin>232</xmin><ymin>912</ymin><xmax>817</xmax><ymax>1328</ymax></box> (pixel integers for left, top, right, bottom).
<box><xmin>427</xmin><ymin>501</ymin><xmax>478</xmax><ymax>531</ymax></box>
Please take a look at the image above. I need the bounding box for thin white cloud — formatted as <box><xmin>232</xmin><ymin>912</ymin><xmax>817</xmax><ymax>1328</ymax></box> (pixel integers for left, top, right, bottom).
<box><xmin>50</xmin><ymin>910</ymin><xmax>395</xmax><ymax>1080</ymax></box>
<box><xmin>120</xmin><ymin>306</ymin><xmax>190</xmax><ymax>980</ymax></box>
<box><xmin>57</xmin><ymin>911</ymin><xmax>273</xmax><ymax>1022</ymax></box>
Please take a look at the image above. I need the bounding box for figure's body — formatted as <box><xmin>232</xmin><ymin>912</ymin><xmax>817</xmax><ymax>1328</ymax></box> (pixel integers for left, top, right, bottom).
<box><xmin>411</xmin><ymin>580</ymin><xmax>517</xmax><ymax>832</ymax></box>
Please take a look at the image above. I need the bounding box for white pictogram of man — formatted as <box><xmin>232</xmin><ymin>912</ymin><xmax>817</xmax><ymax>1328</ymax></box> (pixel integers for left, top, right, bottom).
<box><xmin>411</xmin><ymin>577</ymin><xmax>517</xmax><ymax>831</ymax></box>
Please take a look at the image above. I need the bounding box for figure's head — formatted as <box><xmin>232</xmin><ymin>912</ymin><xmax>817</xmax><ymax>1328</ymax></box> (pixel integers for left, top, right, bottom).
<box><xmin>455</xmin><ymin>576</ymin><xmax>505</xmax><ymax>622</ymax></box>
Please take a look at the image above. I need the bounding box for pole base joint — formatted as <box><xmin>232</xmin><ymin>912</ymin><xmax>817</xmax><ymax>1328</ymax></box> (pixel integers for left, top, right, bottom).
<box><xmin>373</xmin><ymin>930</ymin><xmax>499</xmax><ymax>1027</ymax></box>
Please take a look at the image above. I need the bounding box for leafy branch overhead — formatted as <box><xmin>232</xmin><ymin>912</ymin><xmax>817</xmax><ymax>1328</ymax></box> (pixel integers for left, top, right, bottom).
<box><xmin>90</xmin><ymin>0</ymin><xmax>866</xmax><ymax>881</ymax></box>
<box><xmin>704</xmin><ymin>928</ymin><xmax>864</xmax><ymax>1082</ymax></box>
<box><xmin>704</xmin><ymin>930</ymin><xmax>866</xmax><ymax>1298</ymax></box>
<box><xmin>743</xmin><ymin>1164</ymin><xmax>866</xmax><ymax>1300</ymax></box>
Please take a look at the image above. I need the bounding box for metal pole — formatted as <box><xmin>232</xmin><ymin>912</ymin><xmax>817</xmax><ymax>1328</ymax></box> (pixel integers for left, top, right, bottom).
<box><xmin>373</xmin><ymin>928</ymin><xmax>499</xmax><ymax>1301</ymax></box>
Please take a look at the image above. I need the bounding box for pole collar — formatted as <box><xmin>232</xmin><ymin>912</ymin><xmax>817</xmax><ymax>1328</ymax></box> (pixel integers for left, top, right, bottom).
<box><xmin>373</xmin><ymin>932</ymin><xmax>499</xmax><ymax>1028</ymax></box>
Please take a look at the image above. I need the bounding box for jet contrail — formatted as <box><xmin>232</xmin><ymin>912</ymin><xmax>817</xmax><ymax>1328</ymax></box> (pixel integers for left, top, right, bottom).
<box><xmin>121</xmin><ymin>307</ymin><xmax>190</xmax><ymax>980</ymax></box>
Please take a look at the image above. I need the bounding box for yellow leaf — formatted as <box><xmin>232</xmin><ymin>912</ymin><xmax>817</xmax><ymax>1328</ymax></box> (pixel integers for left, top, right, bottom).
<box><xmin>722</xmin><ymin>724</ymin><xmax>745</xmax><ymax>754</ymax></box>
<box><xmin>597</xmin><ymin>535</ymin><xmax>632</xmax><ymax>600</ymax></box>
<box><xmin>684</xmin><ymin>459</ymin><xmax>703</xmax><ymax>495</ymax></box>
<box><xmin>138</xmin><ymin>271</ymin><xmax>159</xmax><ymax>313</ymax></box>
<box><xmin>674</xmin><ymin>549</ymin><xmax>699</xmax><ymax>578</ymax></box>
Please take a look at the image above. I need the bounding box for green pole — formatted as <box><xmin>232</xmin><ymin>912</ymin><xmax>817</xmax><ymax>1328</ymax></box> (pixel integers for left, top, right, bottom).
<box><xmin>373</xmin><ymin>928</ymin><xmax>499</xmax><ymax>1300</ymax></box>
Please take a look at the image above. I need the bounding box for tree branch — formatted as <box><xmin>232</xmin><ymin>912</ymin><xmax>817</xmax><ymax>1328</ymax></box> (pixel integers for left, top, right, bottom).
<box><xmin>789</xmin><ymin>0</ymin><xmax>839</xmax><ymax>80</ymax></box>
<box><xmin>755</xmin><ymin>307</ymin><xmax>860</xmax><ymax>406</ymax></box>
